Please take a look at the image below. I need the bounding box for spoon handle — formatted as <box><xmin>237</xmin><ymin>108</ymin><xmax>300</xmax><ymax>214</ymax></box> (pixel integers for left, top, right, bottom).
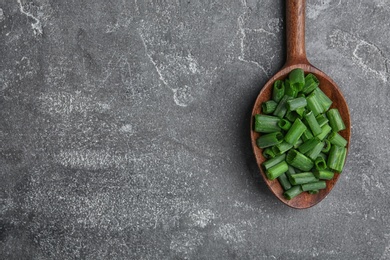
<box><xmin>285</xmin><ymin>0</ymin><xmax>309</xmax><ymax>66</ymax></box>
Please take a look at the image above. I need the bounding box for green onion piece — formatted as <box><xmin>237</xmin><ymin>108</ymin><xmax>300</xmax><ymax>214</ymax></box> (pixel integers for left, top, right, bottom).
<box><xmin>305</xmin><ymin>141</ymin><xmax>325</xmax><ymax>160</ymax></box>
<box><xmin>285</xmin><ymin>165</ymin><xmax>296</xmax><ymax>183</ymax></box>
<box><xmin>284</xmin><ymin>185</ymin><xmax>303</xmax><ymax>200</ymax></box>
<box><xmin>262</xmin><ymin>154</ymin><xmax>286</xmax><ymax>170</ymax></box>
<box><xmin>289</xmin><ymin>172</ymin><xmax>318</xmax><ymax>185</ymax></box>
<box><xmin>317</xmin><ymin>152</ymin><xmax>328</xmax><ymax>161</ymax></box>
<box><xmin>272</xmin><ymin>80</ymin><xmax>285</xmax><ymax>103</ymax></box>
<box><xmin>297</xmin><ymin>93</ymin><xmax>306</xmax><ymax>98</ymax></box>
<box><xmin>272</xmin><ymin>142</ymin><xmax>293</xmax><ymax>155</ymax></box>
<box><xmin>321</xmin><ymin>139</ymin><xmax>332</xmax><ymax>153</ymax></box>
<box><xmin>301</xmin><ymin>181</ymin><xmax>326</xmax><ymax>191</ymax></box>
<box><xmin>328</xmin><ymin>145</ymin><xmax>347</xmax><ymax>172</ymax></box>
<box><xmin>328</xmin><ymin>131</ymin><xmax>348</xmax><ymax>147</ymax></box>
<box><xmin>289</xmin><ymin>68</ymin><xmax>305</xmax><ymax>92</ymax></box>
<box><xmin>293</xmin><ymin>138</ymin><xmax>303</xmax><ymax>149</ymax></box>
<box><xmin>285</xmin><ymin>110</ymin><xmax>298</xmax><ymax>122</ymax></box>
<box><xmin>313</xmin><ymin>170</ymin><xmax>334</xmax><ymax>180</ymax></box>
<box><xmin>302</xmin><ymin>73</ymin><xmax>319</xmax><ymax>94</ymax></box>
<box><xmin>314</xmin><ymin>156</ymin><xmax>327</xmax><ymax>171</ymax></box>
<box><xmin>285</xmin><ymin>118</ymin><xmax>307</xmax><ymax>145</ymax></box>
<box><xmin>301</xmin><ymin>129</ymin><xmax>314</xmax><ymax>142</ymax></box>
<box><xmin>273</xmin><ymin>95</ymin><xmax>291</xmax><ymax>118</ymax></box>
<box><xmin>278</xmin><ymin>119</ymin><xmax>292</xmax><ymax>131</ymax></box>
<box><xmin>306</xmin><ymin>92</ymin><xmax>323</xmax><ymax>116</ymax></box>
<box><xmin>256</xmin><ymin>132</ymin><xmax>284</xmax><ymax>148</ymax></box>
<box><xmin>316</xmin><ymin>124</ymin><xmax>332</xmax><ymax>141</ymax></box>
<box><xmin>296</xmin><ymin>107</ymin><xmax>306</xmax><ymax>117</ymax></box>
<box><xmin>262</xmin><ymin>148</ymin><xmax>276</xmax><ymax>159</ymax></box>
<box><xmin>285</xmin><ymin>79</ymin><xmax>299</xmax><ymax>97</ymax></box>
<box><xmin>254</xmin><ymin>114</ymin><xmax>281</xmax><ymax>133</ymax></box>
<box><xmin>327</xmin><ymin>108</ymin><xmax>346</xmax><ymax>132</ymax></box>
<box><xmin>308</xmin><ymin>189</ymin><xmax>319</xmax><ymax>194</ymax></box>
<box><xmin>266</xmin><ymin>161</ymin><xmax>288</xmax><ymax>180</ymax></box>
<box><xmin>278</xmin><ymin>173</ymin><xmax>292</xmax><ymax>190</ymax></box>
<box><xmin>287</xmin><ymin>97</ymin><xmax>307</xmax><ymax>111</ymax></box>
<box><xmin>286</xmin><ymin>149</ymin><xmax>314</xmax><ymax>171</ymax></box>
<box><xmin>313</xmin><ymin>88</ymin><xmax>332</xmax><ymax>112</ymax></box>
<box><xmin>304</xmin><ymin>111</ymin><xmax>322</xmax><ymax>136</ymax></box>
<box><xmin>298</xmin><ymin>138</ymin><xmax>321</xmax><ymax>154</ymax></box>
<box><xmin>261</xmin><ymin>100</ymin><xmax>277</xmax><ymax>114</ymax></box>
<box><xmin>315</xmin><ymin>114</ymin><xmax>329</xmax><ymax>127</ymax></box>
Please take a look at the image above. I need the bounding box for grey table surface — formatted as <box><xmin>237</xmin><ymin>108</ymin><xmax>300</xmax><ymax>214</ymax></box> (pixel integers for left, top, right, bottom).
<box><xmin>1</xmin><ymin>0</ymin><xmax>390</xmax><ymax>259</ymax></box>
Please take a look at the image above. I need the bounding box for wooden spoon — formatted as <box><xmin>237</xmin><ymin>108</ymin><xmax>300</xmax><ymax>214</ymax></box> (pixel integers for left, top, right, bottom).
<box><xmin>250</xmin><ymin>0</ymin><xmax>351</xmax><ymax>209</ymax></box>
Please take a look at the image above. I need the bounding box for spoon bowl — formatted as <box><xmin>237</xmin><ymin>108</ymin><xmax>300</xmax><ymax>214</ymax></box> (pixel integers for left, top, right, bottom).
<box><xmin>250</xmin><ymin>0</ymin><xmax>351</xmax><ymax>209</ymax></box>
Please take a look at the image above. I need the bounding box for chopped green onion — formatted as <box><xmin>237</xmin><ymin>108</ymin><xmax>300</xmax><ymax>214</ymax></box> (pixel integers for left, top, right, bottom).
<box><xmin>285</xmin><ymin>118</ymin><xmax>307</xmax><ymax>145</ymax></box>
<box><xmin>328</xmin><ymin>131</ymin><xmax>348</xmax><ymax>147</ymax></box>
<box><xmin>298</xmin><ymin>138</ymin><xmax>321</xmax><ymax>154</ymax></box>
<box><xmin>313</xmin><ymin>170</ymin><xmax>334</xmax><ymax>180</ymax></box>
<box><xmin>278</xmin><ymin>119</ymin><xmax>292</xmax><ymax>131</ymax></box>
<box><xmin>314</xmin><ymin>156</ymin><xmax>327</xmax><ymax>171</ymax></box>
<box><xmin>254</xmin><ymin>114</ymin><xmax>281</xmax><ymax>133</ymax></box>
<box><xmin>301</xmin><ymin>181</ymin><xmax>326</xmax><ymax>191</ymax></box>
<box><xmin>305</xmin><ymin>141</ymin><xmax>325</xmax><ymax>160</ymax></box>
<box><xmin>313</xmin><ymin>88</ymin><xmax>332</xmax><ymax>112</ymax></box>
<box><xmin>256</xmin><ymin>132</ymin><xmax>284</xmax><ymax>148</ymax></box>
<box><xmin>278</xmin><ymin>173</ymin><xmax>292</xmax><ymax>190</ymax></box>
<box><xmin>272</xmin><ymin>80</ymin><xmax>285</xmax><ymax>103</ymax></box>
<box><xmin>317</xmin><ymin>152</ymin><xmax>328</xmax><ymax>161</ymax></box>
<box><xmin>289</xmin><ymin>68</ymin><xmax>305</xmax><ymax>92</ymax></box>
<box><xmin>306</xmin><ymin>92</ymin><xmax>323</xmax><ymax>116</ymax></box>
<box><xmin>328</xmin><ymin>145</ymin><xmax>347</xmax><ymax>172</ymax></box>
<box><xmin>301</xmin><ymin>129</ymin><xmax>314</xmax><ymax>142</ymax></box>
<box><xmin>284</xmin><ymin>186</ymin><xmax>303</xmax><ymax>200</ymax></box>
<box><xmin>262</xmin><ymin>154</ymin><xmax>286</xmax><ymax>170</ymax></box>
<box><xmin>286</xmin><ymin>149</ymin><xmax>314</xmax><ymax>171</ymax></box>
<box><xmin>321</xmin><ymin>139</ymin><xmax>332</xmax><ymax>153</ymax></box>
<box><xmin>272</xmin><ymin>142</ymin><xmax>294</xmax><ymax>155</ymax></box>
<box><xmin>289</xmin><ymin>172</ymin><xmax>318</xmax><ymax>185</ymax></box>
<box><xmin>262</xmin><ymin>148</ymin><xmax>276</xmax><ymax>159</ymax></box>
<box><xmin>293</xmin><ymin>138</ymin><xmax>303</xmax><ymax>149</ymax></box>
<box><xmin>302</xmin><ymin>73</ymin><xmax>319</xmax><ymax>94</ymax></box>
<box><xmin>327</xmin><ymin>108</ymin><xmax>346</xmax><ymax>132</ymax></box>
<box><xmin>304</xmin><ymin>111</ymin><xmax>322</xmax><ymax>136</ymax></box>
<box><xmin>315</xmin><ymin>114</ymin><xmax>329</xmax><ymax>127</ymax></box>
<box><xmin>285</xmin><ymin>79</ymin><xmax>299</xmax><ymax>97</ymax></box>
<box><xmin>287</xmin><ymin>97</ymin><xmax>307</xmax><ymax>111</ymax></box>
<box><xmin>262</xmin><ymin>100</ymin><xmax>278</xmax><ymax>114</ymax></box>
<box><xmin>266</xmin><ymin>161</ymin><xmax>288</xmax><ymax>180</ymax></box>
<box><xmin>316</xmin><ymin>123</ymin><xmax>332</xmax><ymax>141</ymax></box>
<box><xmin>273</xmin><ymin>95</ymin><xmax>291</xmax><ymax>118</ymax></box>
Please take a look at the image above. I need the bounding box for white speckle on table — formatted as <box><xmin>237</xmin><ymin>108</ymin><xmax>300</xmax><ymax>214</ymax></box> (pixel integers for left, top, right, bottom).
<box><xmin>215</xmin><ymin>223</ymin><xmax>245</xmax><ymax>244</ymax></box>
<box><xmin>170</xmin><ymin>230</ymin><xmax>203</xmax><ymax>257</ymax></box>
<box><xmin>17</xmin><ymin>0</ymin><xmax>43</xmax><ymax>35</ymax></box>
<box><xmin>119</xmin><ymin>124</ymin><xmax>135</xmax><ymax>135</ymax></box>
<box><xmin>307</xmin><ymin>0</ymin><xmax>335</xmax><ymax>20</ymax></box>
<box><xmin>190</xmin><ymin>209</ymin><xmax>215</xmax><ymax>228</ymax></box>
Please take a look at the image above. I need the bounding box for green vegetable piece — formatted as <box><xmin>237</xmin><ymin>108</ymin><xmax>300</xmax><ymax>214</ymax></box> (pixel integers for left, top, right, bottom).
<box><xmin>313</xmin><ymin>88</ymin><xmax>332</xmax><ymax>112</ymax></box>
<box><xmin>289</xmin><ymin>172</ymin><xmax>318</xmax><ymax>185</ymax></box>
<box><xmin>254</xmin><ymin>114</ymin><xmax>281</xmax><ymax>133</ymax></box>
<box><xmin>328</xmin><ymin>145</ymin><xmax>347</xmax><ymax>172</ymax></box>
<box><xmin>289</xmin><ymin>68</ymin><xmax>305</xmax><ymax>92</ymax></box>
<box><xmin>315</xmin><ymin>114</ymin><xmax>329</xmax><ymax>127</ymax></box>
<box><xmin>304</xmin><ymin>111</ymin><xmax>322</xmax><ymax>136</ymax></box>
<box><xmin>287</xmin><ymin>97</ymin><xmax>307</xmax><ymax>111</ymax></box>
<box><xmin>262</xmin><ymin>148</ymin><xmax>276</xmax><ymax>159</ymax></box>
<box><xmin>262</xmin><ymin>154</ymin><xmax>286</xmax><ymax>170</ymax></box>
<box><xmin>321</xmin><ymin>139</ymin><xmax>332</xmax><ymax>153</ymax></box>
<box><xmin>273</xmin><ymin>95</ymin><xmax>291</xmax><ymax>118</ymax></box>
<box><xmin>262</xmin><ymin>100</ymin><xmax>278</xmax><ymax>114</ymax></box>
<box><xmin>302</xmin><ymin>73</ymin><xmax>319</xmax><ymax>94</ymax></box>
<box><xmin>284</xmin><ymin>185</ymin><xmax>303</xmax><ymax>200</ymax></box>
<box><xmin>301</xmin><ymin>129</ymin><xmax>314</xmax><ymax>142</ymax></box>
<box><xmin>266</xmin><ymin>161</ymin><xmax>288</xmax><ymax>180</ymax></box>
<box><xmin>286</xmin><ymin>149</ymin><xmax>314</xmax><ymax>172</ymax></box>
<box><xmin>278</xmin><ymin>173</ymin><xmax>292</xmax><ymax>191</ymax></box>
<box><xmin>272</xmin><ymin>80</ymin><xmax>285</xmax><ymax>103</ymax></box>
<box><xmin>256</xmin><ymin>132</ymin><xmax>284</xmax><ymax>148</ymax></box>
<box><xmin>285</xmin><ymin>79</ymin><xmax>299</xmax><ymax>97</ymax></box>
<box><xmin>285</xmin><ymin>118</ymin><xmax>307</xmax><ymax>145</ymax></box>
<box><xmin>328</xmin><ymin>131</ymin><xmax>347</xmax><ymax>147</ymax></box>
<box><xmin>316</xmin><ymin>123</ymin><xmax>332</xmax><ymax>141</ymax></box>
<box><xmin>313</xmin><ymin>170</ymin><xmax>334</xmax><ymax>180</ymax></box>
<box><xmin>272</xmin><ymin>141</ymin><xmax>294</xmax><ymax>156</ymax></box>
<box><xmin>278</xmin><ymin>119</ymin><xmax>292</xmax><ymax>131</ymax></box>
<box><xmin>298</xmin><ymin>138</ymin><xmax>321</xmax><ymax>154</ymax></box>
<box><xmin>327</xmin><ymin>108</ymin><xmax>346</xmax><ymax>132</ymax></box>
<box><xmin>305</xmin><ymin>141</ymin><xmax>325</xmax><ymax>160</ymax></box>
<box><xmin>306</xmin><ymin>92</ymin><xmax>323</xmax><ymax>116</ymax></box>
<box><xmin>301</xmin><ymin>181</ymin><xmax>326</xmax><ymax>191</ymax></box>
<box><xmin>314</xmin><ymin>156</ymin><xmax>327</xmax><ymax>171</ymax></box>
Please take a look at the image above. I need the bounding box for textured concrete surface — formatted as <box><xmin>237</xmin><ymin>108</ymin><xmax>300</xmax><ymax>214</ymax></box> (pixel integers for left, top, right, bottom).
<box><xmin>1</xmin><ymin>0</ymin><xmax>390</xmax><ymax>259</ymax></box>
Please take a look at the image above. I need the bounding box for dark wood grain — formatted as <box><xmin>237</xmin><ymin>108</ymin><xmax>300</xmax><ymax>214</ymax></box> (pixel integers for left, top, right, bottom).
<box><xmin>250</xmin><ymin>0</ymin><xmax>351</xmax><ymax>209</ymax></box>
